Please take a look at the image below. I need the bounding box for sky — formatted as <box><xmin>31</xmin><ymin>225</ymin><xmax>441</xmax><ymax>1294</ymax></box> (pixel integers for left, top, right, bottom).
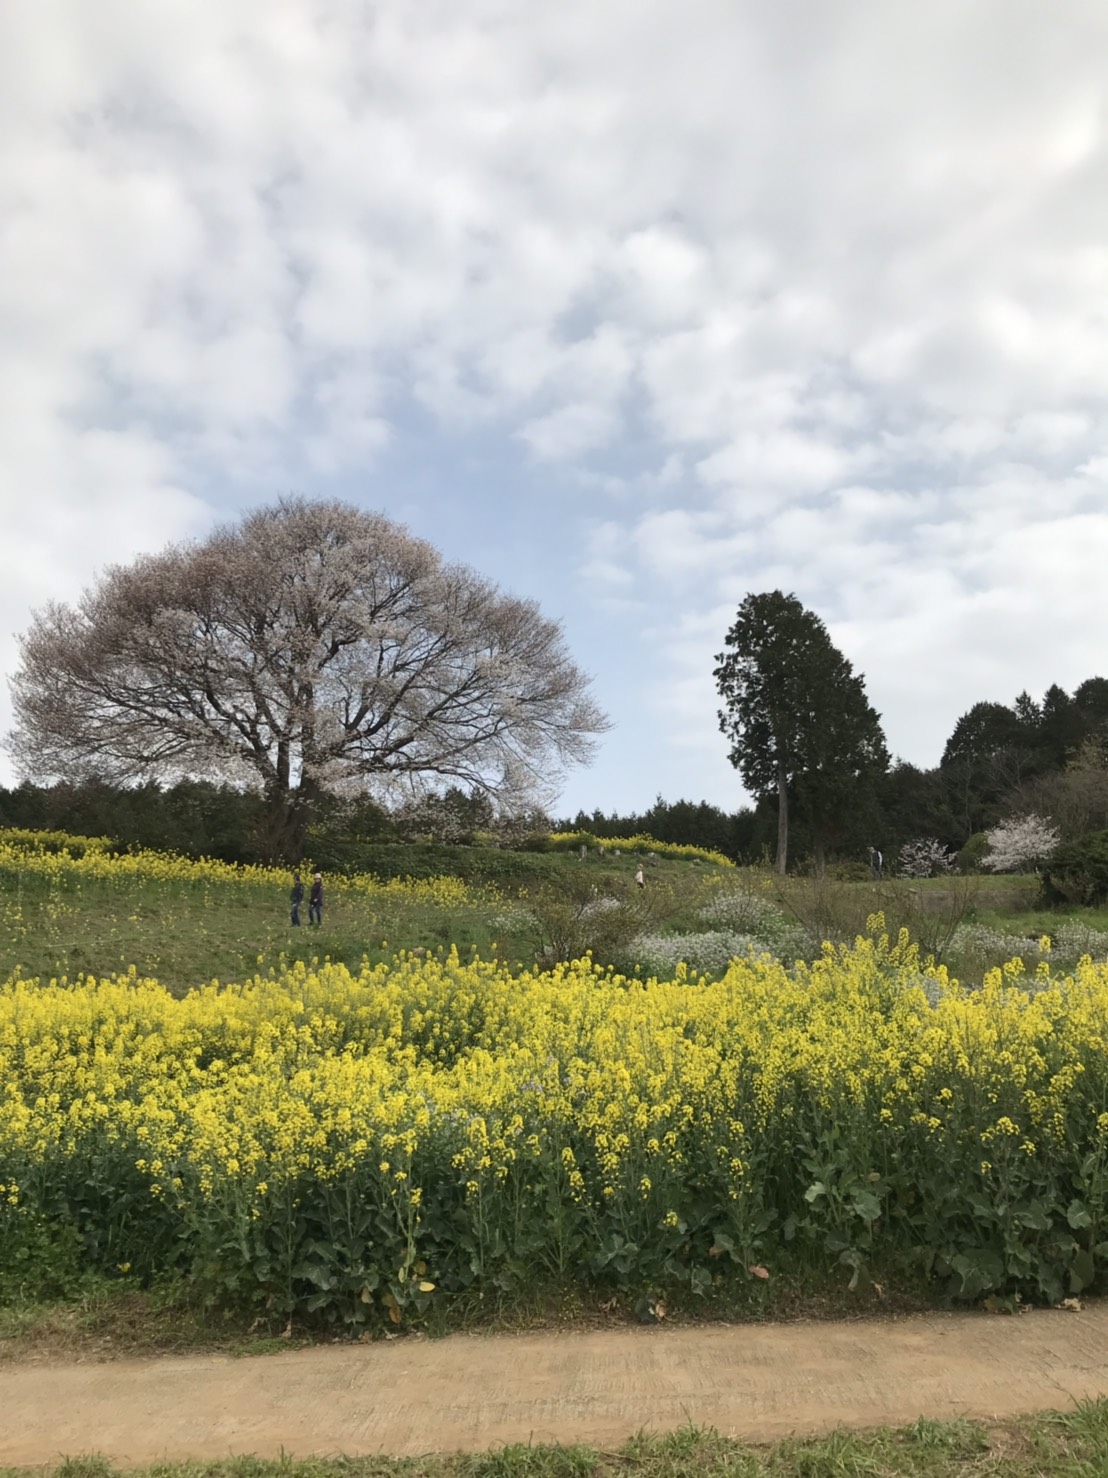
<box><xmin>3</xmin><ymin>0</ymin><xmax>1108</xmax><ymax>819</ymax></box>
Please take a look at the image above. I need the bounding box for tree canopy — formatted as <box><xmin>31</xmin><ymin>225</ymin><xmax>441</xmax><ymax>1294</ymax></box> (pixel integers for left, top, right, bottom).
<box><xmin>7</xmin><ymin>498</ymin><xmax>608</xmax><ymax>858</ymax></box>
<box><xmin>714</xmin><ymin>591</ymin><xmax>888</xmax><ymax>873</ymax></box>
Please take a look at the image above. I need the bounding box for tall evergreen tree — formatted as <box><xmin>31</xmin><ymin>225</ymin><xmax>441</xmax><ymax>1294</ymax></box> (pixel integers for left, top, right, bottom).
<box><xmin>940</xmin><ymin>699</ymin><xmax>1035</xmax><ymax>836</ymax></box>
<box><xmin>1037</xmin><ymin>684</ymin><xmax>1086</xmax><ymax>770</ymax></box>
<box><xmin>713</xmin><ymin>591</ymin><xmax>888</xmax><ymax>873</ymax></box>
<box><xmin>1075</xmin><ymin>677</ymin><xmax>1108</xmax><ymax>730</ymax></box>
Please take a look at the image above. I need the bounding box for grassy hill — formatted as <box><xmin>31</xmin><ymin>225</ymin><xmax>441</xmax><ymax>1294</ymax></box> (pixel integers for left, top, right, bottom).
<box><xmin>6</xmin><ymin>824</ymin><xmax>1108</xmax><ymax>996</ymax></box>
<box><xmin>0</xmin><ymin>829</ymin><xmax>730</xmax><ymax>993</ymax></box>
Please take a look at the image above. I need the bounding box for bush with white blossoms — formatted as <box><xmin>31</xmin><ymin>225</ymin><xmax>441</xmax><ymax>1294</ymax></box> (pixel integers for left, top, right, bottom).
<box><xmin>625</xmin><ymin>930</ymin><xmax>772</xmax><ymax>977</ymax></box>
<box><xmin>982</xmin><ymin>814</ymin><xmax>1060</xmax><ymax>873</ymax></box>
<box><xmin>697</xmin><ymin>887</ymin><xmax>792</xmax><ymax>939</ymax></box>
<box><xmin>627</xmin><ymin>922</ymin><xmax>815</xmax><ymax>978</ymax></box>
<box><xmin>581</xmin><ymin>895</ymin><xmax>622</xmax><ymax>917</ymax></box>
<box><xmin>898</xmin><ymin>837</ymin><xmax>956</xmax><ymax>878</ymax></box>
<box><xmin>1049</xmin><ymin>920</ymin><xmax>1108</xmax><ymax>965</ymax></box>
<box><xmin>947</xmin><ymin>920</ymin><xmax>1108</xmax><ymax>986</ymax></box>
<box><xmin>950</xmin><ymin>922</ymin><xmax>1030</xmax><ymax>960</ymax></box>
<box><xmin>490</xmin><ymin>905</ymin><xmax>536</xmax><ymax>934</ymax></box>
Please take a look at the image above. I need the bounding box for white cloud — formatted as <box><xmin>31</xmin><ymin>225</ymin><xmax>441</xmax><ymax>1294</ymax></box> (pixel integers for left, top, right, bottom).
<box><xmin>5</xmin><ymin>0</ymin><xmax>1108</xmax><ymax>814</ymax></box>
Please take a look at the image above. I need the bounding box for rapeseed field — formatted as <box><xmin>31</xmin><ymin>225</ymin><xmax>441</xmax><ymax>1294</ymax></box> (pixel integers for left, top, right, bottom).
<box><xmin>4</xmin><ymin>891</ymin><xmax>1108</xmax><ymax>1324</ymax></box>
<box><xmin>0</xmin><ymin>826</ymin><xmax>475</xmax><ymax>905</ymax></box>
<box><xmin>0</xmin><ymin>826</ymin><xmax>506</xmax><ymax>991</ymax></box>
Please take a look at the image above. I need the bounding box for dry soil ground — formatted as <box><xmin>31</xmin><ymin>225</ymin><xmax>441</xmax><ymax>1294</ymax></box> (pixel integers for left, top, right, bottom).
<box><xmin>3</xmin><ymin>1304</ymin><xmax>1108</xmax><ymax>1467</ymax></box>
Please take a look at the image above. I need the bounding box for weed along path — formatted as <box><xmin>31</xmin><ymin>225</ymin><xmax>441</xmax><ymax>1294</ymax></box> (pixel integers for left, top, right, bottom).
<box><xmin>4</xmin><ymin>1306</ymin><xmax>1108</xmax><ymax>1466</ymax></box>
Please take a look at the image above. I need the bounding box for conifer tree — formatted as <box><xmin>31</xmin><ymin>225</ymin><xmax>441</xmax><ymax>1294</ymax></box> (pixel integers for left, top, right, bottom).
<box><xmin>714</xmin><ymin>591</ymin><xmax>888</xmax><ymax>873</ymax></box>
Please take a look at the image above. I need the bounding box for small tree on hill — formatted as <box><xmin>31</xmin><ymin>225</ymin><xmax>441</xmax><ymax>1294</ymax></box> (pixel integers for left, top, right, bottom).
<box><xmin>898</xmin><ymin>837</ymin><xmax>956</xmax><ymax>879</ymax></box>
<box><xmin>982</xmin><ymin>814</ymin><xmax>1060</xmax><ymax>873</ymax></box>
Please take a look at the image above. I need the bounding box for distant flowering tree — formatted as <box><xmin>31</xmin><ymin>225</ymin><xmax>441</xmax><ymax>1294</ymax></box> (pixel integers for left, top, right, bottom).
<box><xmin>898</xmin><ymin>837</ymin><xmax>956</xmax><ymax>879</ymax></box>
<box><xmin>982</xmin><ymin>814</ymin><xmax>1060</xmax><ymax>873</ymax></box>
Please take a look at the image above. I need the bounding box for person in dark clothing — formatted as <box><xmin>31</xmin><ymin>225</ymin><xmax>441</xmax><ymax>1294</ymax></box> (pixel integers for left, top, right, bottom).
<box><xmin>290</xmin><ymin>873</ymin><xmax>304</xmax><ymax>926</ymax></box>
<box><xmin>309</xmin><ymin>872</ymin><xmax>324</xmax><ymax>926</ymax></box>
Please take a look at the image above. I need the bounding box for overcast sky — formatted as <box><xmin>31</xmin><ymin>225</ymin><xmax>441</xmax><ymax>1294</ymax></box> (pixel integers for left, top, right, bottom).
<box><xmin>3</xmin><ymin>0</ymin><xmax>1108</xmax><ymax>818</ymax></box>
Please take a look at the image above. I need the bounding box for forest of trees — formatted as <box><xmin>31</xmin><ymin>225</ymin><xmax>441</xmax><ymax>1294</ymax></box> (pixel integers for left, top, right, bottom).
<box><xmin>0</xmin><ymin>779</ymin><xmax>526</xmax><ymax>867</ymax></box>
<box><xmin>5</xmin><ymin>672</ymin><xmax>1107</xmax><ymax>873</ymax></box>
<box><xmin>8</xmin><ymin>512</ymin><xmax>1103</xmax><ymax>876</ymax></box>
<box><xmin>566</xmin><ymin>678</ymin><xmax>1108</xmax><ymax>869</ymax></box>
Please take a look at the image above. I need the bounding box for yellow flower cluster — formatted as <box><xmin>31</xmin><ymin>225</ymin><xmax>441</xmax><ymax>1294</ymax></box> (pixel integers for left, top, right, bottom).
<box><xmin>548</xmin><ymin>832</ymin><xmax>735</xmax><ymax>867</ymax></box>
<box><xmin>4</xmin><ymin>924</ymin><xmax>1108</xmax><ymax>1315</ymax></box>
<box><xmin>0</xmin><ymin>827</ymin><xmax>479</xmax><ymax>906</ymax></box>
<box><xmin>0</xmin><ymin>827</ymin><xmax>113</xmax><ymax>854</ymax></box>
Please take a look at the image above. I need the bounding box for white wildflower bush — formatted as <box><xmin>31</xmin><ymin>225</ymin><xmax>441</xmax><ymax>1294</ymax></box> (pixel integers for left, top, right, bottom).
<box><xmin>493</xmin><ymin>892</ymin><xmax>621</xmax><ymax>935</ymax></box>
<box><xmin>626</xmin><ymin>930</ymin><xmax>777</xmax><ymax>977</ymax></box>
<box><xmin>982</xmin><ymin>814</ymin><xmax>1060</xmax><ymax>873</ymax></box>
<box><xmin>581</xmin><ymin>895</ymin><xmax>622</xmax><ymax>917</ymax></box>
<box><xmin>946</xmin><ymin>920</ymin><xmax>1108</xmax><ymax>989</ymax></box>
<box><xmin>490</xmin><ymin>905</ymin><xmax>535</xmax><ymax>934</ymax></box>
<box><xmin>898</xmin><ymin>837</ymin><xmax>956</xmax><ymax>878</ymax></box>
<box><xmin>903</xmin><ymin>972</ymin><xmax>945</xmax><ymax>1008</ymax></box>
<box><xmin>697</xmin><ymin>886</ymin><xmax>791</xmax><ymax>938</ymax></box>
<box><xmin>688</xmin><ymin>884</ymin><xmax>815</xmax><ymax>970</ymax></box>
<box><xmin>950</xmin><ymin>923</ymin><xmax>1030</xmax><ymax>959</ymax></box>
<box><xmin>947</xmin><ymin>924</ymin><xmax>1044</xmax><ymax>986</ymax></box>
<box><xmin>626</xmin><ymin>921</ymin><xmax>815</xmax><ymax>978</ymax></box>
<box><xmin>1049</xmin><ymin>921</ymin><xmax>1108</xmax><ymax>966</ymax></box>
<box><xmin>942</xmin><ymin>924</ymin><xmax>1054</xmax><ymax>996</ymax></box>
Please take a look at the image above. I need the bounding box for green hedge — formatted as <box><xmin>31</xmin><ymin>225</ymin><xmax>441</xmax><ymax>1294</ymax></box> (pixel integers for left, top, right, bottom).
<box><xmin>305</xmin><ymin>840</ymin><xmax>571</xmax><ymax>888</ymax></box>
<box><xmin>1041</xmin><ymin>830</ymin><xmax>1108</xmax><ymax>907</ymax></box>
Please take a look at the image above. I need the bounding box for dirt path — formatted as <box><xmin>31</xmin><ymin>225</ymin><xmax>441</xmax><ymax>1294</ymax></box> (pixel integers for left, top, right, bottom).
<box><xmin>3</xmin><ymin>1305</ymin><xmax>1108</xmax><ymax>1468</ymax></box>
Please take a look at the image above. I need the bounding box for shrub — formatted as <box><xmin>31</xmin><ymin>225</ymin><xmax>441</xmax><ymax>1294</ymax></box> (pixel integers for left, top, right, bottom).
<box><xmin>773</xmin><ymin>875</ymin><xmax>877</xmax><ymax>946</ymax></box>
<box><xmin>697</xmin><ymin>885</ymin><xmax>789</xmax><ymax>938</ymax></box>
<box><xmin>1050</xmin><ymin>921</ymin><xmax>1108</xmax><ymax>966</ymax></box>
<box><xmin>957</xmin><ymin>832</ymin><xmax>990</xmax><ymax>873</ymax></box>
<box><xmin>947</xmin><ymin>923</ymin><xmax>1043</xmax><ymax>983</ymax></box>
<box><xmin>519</xmin><ymin>876</ymin><xmax>655</xmax><ymax>963</ymax></box>
<box><xmin>546</xmin><ymin>832</ymin><xmax>734</xmax><ymax>867</ymax></box>
<box><xmin>626</xmin><ymin>930</ymin><xmax>772</xmax><ymax>977</ymax></box>
<box><xmin>874</xmin><ymin>875</ymin><xmax>978</xmax><ymax>964</ymax></box>
<box><xmin>898</xmin><ymin>837</ymin><xmax>956</xmax><ymax>879</ymax></box>
<box><xmin>947</xmin><ymin>920</ymin><xmax>1108</xmax><ymax>984</ymax></box>
<box><xmin>1041</xmin><ymin>830</ymin><xmax>1108</xmax><ymax>906</ymax></box>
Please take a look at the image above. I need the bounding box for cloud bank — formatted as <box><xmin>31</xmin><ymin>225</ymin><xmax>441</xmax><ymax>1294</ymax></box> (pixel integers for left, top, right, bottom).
<box><xmin>3</xmin><ymin>0</ymin><xmax>1108</xmax><ymax>811</ymax></box>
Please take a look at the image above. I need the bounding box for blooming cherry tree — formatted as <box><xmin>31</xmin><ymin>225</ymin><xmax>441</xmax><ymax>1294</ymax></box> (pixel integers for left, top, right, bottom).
<box><xmin>898</xmin><ymin>837</ymin><xmax>956</xmax><ymax>878</ymax></box>
<box><xmin>982</xmin><ymin>814</ymin><xmax>1060</xmax><ymax>873</ymax></box>
<box><xmin>9</xmin><ymin>498</ymin><xmax>608</xmax><ymax>859</ymax></box>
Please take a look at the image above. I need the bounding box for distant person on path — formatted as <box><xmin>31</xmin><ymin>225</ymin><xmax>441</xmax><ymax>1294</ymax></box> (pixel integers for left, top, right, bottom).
<box><xmin>635</xmin><ymin>863</ymin><xmax>645</xmax><ymax>889</ymax></box>
<box><xmin>309</xmin><ymin>872</ymin><xmax>324</xmax><ymax>926</ymax></box>
<box><xmin>868</xmin><ymin>846</ymin><xmax>883</xmax><ymax>880</ymax></box>
<box><xmin>290</xmin><ymin>873</ymin><xmax>304</xmax><ymax>927</ymax></box>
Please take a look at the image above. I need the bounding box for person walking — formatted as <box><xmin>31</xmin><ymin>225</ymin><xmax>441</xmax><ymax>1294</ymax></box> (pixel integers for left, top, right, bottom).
<box><xmin>309</xmin><ymin>872</ymin><xmax>324</xmax><ymax>926</ymax></box>
<box><xmin>868</xmin><ymin>846</ymin><xmax>883</xmax><ymax>880</ymax></box>
<box><xmin>634</xmin><ymin>862</ymin><xmax>645</xmax><ymax>889</ymax></box>
<box><xmin>289</xmin><ymin>873</ymin><xmax>304</xmax><ymax>927</ymax></box>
